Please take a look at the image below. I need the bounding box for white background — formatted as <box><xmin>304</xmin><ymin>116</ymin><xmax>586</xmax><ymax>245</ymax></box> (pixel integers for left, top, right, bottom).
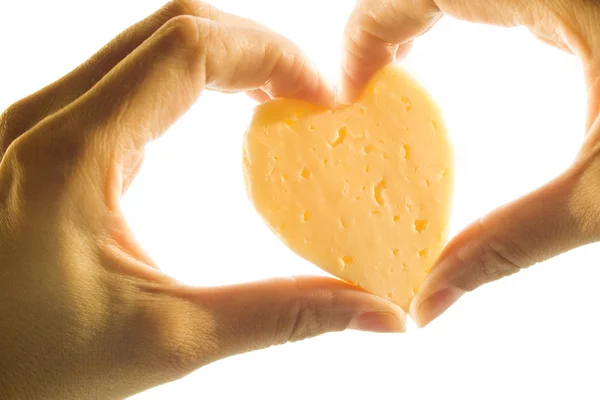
<box><xmin>1</xmin><ymin>0</ymin><xmax>599</xmax><ymax>399</ymax></box>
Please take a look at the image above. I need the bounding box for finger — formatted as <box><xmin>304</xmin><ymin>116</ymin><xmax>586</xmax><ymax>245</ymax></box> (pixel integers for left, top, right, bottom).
<box><xmin>150</xmin><ymin>276</ymin><xmax>405</xmax><ymax>374</ymax></box>
<box><xmin>0</xmin><ymin>1</ymin><xmax>185</xmax><ymax>156</ymax></box>
<box><xmin>44</xmin><ymin>15</ymin><xmax>332</xmax><ymax>168</ymax></box>
<box><xmin>410</xmin><ymin>162</ymin><xmax>600</xmax><ymax>327</ymax></box>
<box><xmin>0</xmin><ymin>0</ymin><xmax>272</xmax><ymax>157</ymax></box>
<box><xmin>184</xmin><ymin>0</ymin><xmax>272</xmax><ymax>31</ymax></box>
<box><xmin>339</xmin><ymin>0</ymin><xmax>600</xmax><ymax>105</ymax></box>
<box><xmin>395</xmin><ymin>40</ymin><xmax>413</xmax><ymax>61</ymax></box>
<box><xmin>339</xmin><ymin>0</ymin><xmax>441</xmax><ymax>104</ymax></box>
<box><xmin>246</xmin><ymin>89</ymin><xmax>272</xmax><ymax>103</ymax></box>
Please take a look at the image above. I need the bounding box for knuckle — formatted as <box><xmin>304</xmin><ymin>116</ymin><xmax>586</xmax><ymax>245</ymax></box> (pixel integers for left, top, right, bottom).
<box><xmin>3</xmin><ymin>117</ymin><xmax>88</xmax><ymax>188</ymax></box>
<box><xmin>3</xmin><ymin>134</ymin><xmax>44</xmax><ymax>173</ymax></box>
<box><xmin>196</xmin><ymin>19</ymin><xmax>221</xmax><ymax>84</ymax></box>
<box><xmin>169</xmin><ymin>0</ymin><xmax>197</xmax><ymax>16</ymax></box>
<box><xmin>171</xmin><ymin>0</ymin><xmax>215</xmax><ymax>19</ymax></box>
<box><xmin>356</xmin><ymin>8</ymin><xmax>386</xmax><ymax>39</ymax></box>
<box><xmin>352</xmin><ymin>0</ymin><xmax>439</xmax><ymax>43</ymax></box>
<box><xmin>263</xmin><ymin>39</ymin><xmax>305</xmax><ymax>92</ymax></box>
<box><xmin>264</xmin><ymin>41</ymin><xmax>285</xmax><ymax>74</ymax></box>
<box><xmin>346</xmin><ymin>27</ymin><xmax>392</xmax><ymax>67</ymax></box>
<box><xmin>475</xmin><ymin>243</ymin><xmax>521</xmax><ymax>287</ymax></box>
<box><xmin>161</xmin><ymin>14</ymin><xmax>200</xmax><ymax>49</ymax></box>
<box><xmin>282</xmin><ymin>284</ymin><xmax>335</xmax><ymax>343</ymax></box>
<box><xmin>286</xmin><ymin>298</ymin><xmax>321</xmax><ymax>343</ymax></box>
<box><xmin>279</xmin><ymin>53</ymin><xmax>306</xmax><ymax>95</ymax></box>
<box><xmin>467</xmin><ymin>219</ymin><xmax>535</xmax><ymax>290</ymax></box>
<box><xmin>165</xmin><ymin>0</ymin><xmax>192</xmax><ymax>16</ymax></box>
<box><xmin>0</xmin><ymin>102</ymin><xmax>26</xmax><ymax>157</ymax></box>
<box><xmin>386</xmin><ymin>0</ymin><xmax>433</xmax><ymax>26</ymax></box>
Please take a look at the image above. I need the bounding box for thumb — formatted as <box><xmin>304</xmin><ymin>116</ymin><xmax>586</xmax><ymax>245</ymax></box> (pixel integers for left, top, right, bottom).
<box><xmin>410</xmin><ymin>163</ymin><xmax>600</xmax><ymax>327</ymax></box>
<box><xmin>201</xmin><ymin>277</ymin><xmax>405</xmax><ymax>357</ymax></box>
<box><xmin>147</xmin><ymin>276</ymin><xmax>405</xmax><ymax>378</ymax></box>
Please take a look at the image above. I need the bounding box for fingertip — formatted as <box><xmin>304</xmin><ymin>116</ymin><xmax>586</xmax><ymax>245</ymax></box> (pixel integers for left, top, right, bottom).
<box><xmin>410</xmin><ymin>286</ymin><xmax>465</xmax><ymax>328</ymax></box>
<box><xmin>347</xmin><ymin>310</ymin><xmax>407</xmax><ymax>333</ymax></box>
<box><xmin>409</xmin><ymin>257</ymin><xmax>462</xmax><ymax>327</ymax></box>
<box><xmin>295</xmin><ymin>276</ymin><xmax>407</xmax><ymax>333</ymax></box>
<box><xmin>263</xmin><ymin>52</ymin><xmax>335</xmax><ymax>109</ymax></box>
<box><xmin>313</xmin><ymin>76</ymin><xmax>337</xmax><ymax>109</ymax></box>
<box><xmin>246</xmin><ymin>89</ymin><xmax>271</xmax><ymax>103</ymax></box>
<box><xmin>395</xmin><ymin>41</ymin><xmax>413</xmax><ymax>61</ymax></box>
<box><xmin>270</xmin><ymin>76</ymin><xmax>335</xmax><ymax>109</ymax></box>
<box><xmin>335</xmin><ymin>71</ymin><xmax>361</xmax><ymax>107</ymax></box>
<box><xmin>344</xmin><ymin>291</ymin><xmax>407</xmax><ymax>334</ymax></box>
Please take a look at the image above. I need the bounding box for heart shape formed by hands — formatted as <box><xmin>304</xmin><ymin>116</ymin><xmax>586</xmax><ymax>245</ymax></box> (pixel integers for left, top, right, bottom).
<box><xmin>243</xmin><ymin>66</ymin><xmax>453</xmax><ymax>311</ymax></box>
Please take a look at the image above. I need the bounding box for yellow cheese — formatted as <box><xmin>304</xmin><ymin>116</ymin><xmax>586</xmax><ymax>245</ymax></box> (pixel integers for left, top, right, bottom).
<box><xmin>243</xmin><ymin>66</ymin><xmax>453</xmax><ymax>311</ymax></box>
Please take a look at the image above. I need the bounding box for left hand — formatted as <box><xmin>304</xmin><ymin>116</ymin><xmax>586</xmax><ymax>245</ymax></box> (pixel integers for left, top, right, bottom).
<box><xmin>339</xmin><ymin>0</ymin><xmax>600</xmax><ymax>328</ymax></box>
<box><xmin>0</xmin><ymin>1</ymin><xmax>405</xmax><ymax>398</ymax></box>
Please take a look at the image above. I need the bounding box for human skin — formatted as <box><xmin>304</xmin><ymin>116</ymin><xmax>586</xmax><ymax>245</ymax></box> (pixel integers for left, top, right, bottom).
<box><xmin>0</xmin><ymin>1</ymin><xmax>407</xmax><ymax>398</ymax></box>
<box><xmin>339</xmin><ymin>0</ymin><xmax>600</xmax><ymax>327</ymax></box>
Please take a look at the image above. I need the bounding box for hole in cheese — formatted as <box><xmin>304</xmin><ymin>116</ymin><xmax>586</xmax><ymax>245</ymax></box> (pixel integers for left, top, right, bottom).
<box><xmin>401</xmin><ymin>96</ymin><xmax>412</xmax><ymax>111</ymax></box>
<box><xmin>373</xmin><ymin>178</ymin><xmax>387</xmax><ymax>206</ymax></box>
<box><xmin>302</xmin><ymin>211</ymin><xmax>310</xmax><ymax>222</ymax></box>
<box><xmin>403</xmin><ymin>144</ymin><xmax>410</xmax><ymax>159</ymax></box>
<box><xmin>340</xmin><ymin>256</ymin><xmax>353</xmax><ymax>270</ymax></box>
<box><xmin>414</xmin><ymin>219</ymin><xmax>429</xmax><ymax>233</ymax></box>
<box><xmin>343</xmin><ymin>179</ymin><xmax>350</xmax><ymax>195</ymax></box>
<box><xmin>242</xmin><ymin>65</ymin><xmax>453</xmax><ymax>311</ymax></box>
<box><xmin>331</xmin><ymin>126</ymin><xmax>348</xmax><ymax>147</ymax></box>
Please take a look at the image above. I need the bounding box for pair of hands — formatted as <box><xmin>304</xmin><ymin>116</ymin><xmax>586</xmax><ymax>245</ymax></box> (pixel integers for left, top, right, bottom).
<box><xmin>2</xmin><ymin>0</ymin><xmax>600</xmax><ymax>397</ymax></box>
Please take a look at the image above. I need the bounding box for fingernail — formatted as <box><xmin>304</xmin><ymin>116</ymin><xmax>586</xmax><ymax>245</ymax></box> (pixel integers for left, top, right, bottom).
<box><xmin>347</xmin><ymin>311</ymin><xmax>406</xmax><ymax>333</ymax></box>
<box><xmin>410</xmin><ymin>255</ymin><xmax>470</xmax><ymax>328</ymax></box>
<box><xmin>411</xmin><ymin>285</ymin><xmax>465</xmax><ymax>328</ymax></box>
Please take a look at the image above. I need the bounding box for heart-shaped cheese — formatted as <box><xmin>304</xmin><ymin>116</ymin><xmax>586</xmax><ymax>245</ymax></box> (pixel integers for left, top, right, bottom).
<box><xmin>243</xmin><ymin>66</ymin><xmax>453</xmax><ymax>311</ymax></box>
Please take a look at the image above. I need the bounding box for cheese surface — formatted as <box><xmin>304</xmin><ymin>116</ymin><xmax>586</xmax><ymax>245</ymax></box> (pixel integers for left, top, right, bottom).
<box><xmin>243</xmin><ymin>66</ymin><xmax>453</xmax><ymax>311</ymax></box>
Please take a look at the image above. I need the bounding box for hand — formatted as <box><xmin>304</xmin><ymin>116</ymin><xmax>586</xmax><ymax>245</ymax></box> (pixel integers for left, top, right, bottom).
<box><xmin>339</xmin><ymin>0</ymin><xmax>600</xmax><ymax>327</ymax></box>
<box><xmin>0</xmin><ymin>1</ymin><xmax>405</xmax><ymax>398</ymax></box>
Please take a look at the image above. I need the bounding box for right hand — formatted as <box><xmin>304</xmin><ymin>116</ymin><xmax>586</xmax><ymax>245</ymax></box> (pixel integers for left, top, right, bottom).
<box><xmin>339</xmin><ymin>0</ymin><xmax>600</xmax><ymax>327</ymax></box>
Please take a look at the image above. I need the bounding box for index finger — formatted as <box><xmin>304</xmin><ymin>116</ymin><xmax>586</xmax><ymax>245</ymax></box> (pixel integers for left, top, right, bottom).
<box><xmin>35</xmin><ymin>16</ymin><xmax>334</xmax><ymax>179</ymax></box>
